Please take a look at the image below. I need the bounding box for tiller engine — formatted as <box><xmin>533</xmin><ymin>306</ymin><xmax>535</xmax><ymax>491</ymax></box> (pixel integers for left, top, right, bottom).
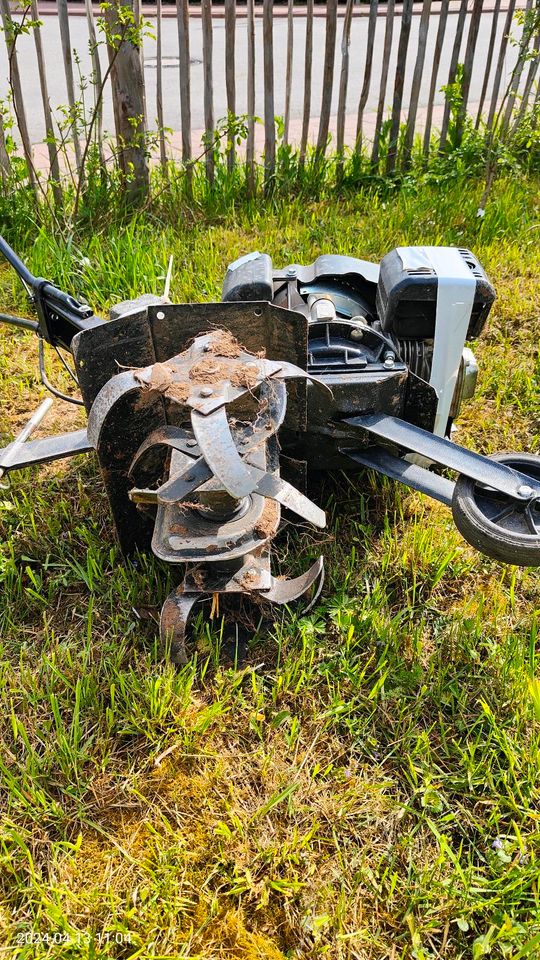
<box><xmin>1</xmin><ymin>238</ymin><xmax>539</xmax><ymax>661</ymax></box>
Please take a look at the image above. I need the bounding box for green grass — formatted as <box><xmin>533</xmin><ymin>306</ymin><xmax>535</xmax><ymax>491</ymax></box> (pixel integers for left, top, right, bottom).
<box><xmin>0</xmin><ymin>173</ymin><xmax>540</xmax><ymax>959</ymax></box>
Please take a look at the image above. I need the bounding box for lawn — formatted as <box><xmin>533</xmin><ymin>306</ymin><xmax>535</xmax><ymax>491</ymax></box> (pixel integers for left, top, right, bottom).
<box><xmin>0</xmin><ymin>174</ymin><xmax>540</xmax><ymax>959</ymax></box>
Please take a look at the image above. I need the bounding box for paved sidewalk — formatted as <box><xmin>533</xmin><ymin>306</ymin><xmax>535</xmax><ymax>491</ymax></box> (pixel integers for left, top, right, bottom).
<box><xmin>34</xmin><ymin>1</ymin><xmax>526</xmax><ymax>17</ymax></box>
<box><xmin>31</xmin><ymin>101</ymin><xmax>465</xmax><ymax>173</ymax></box>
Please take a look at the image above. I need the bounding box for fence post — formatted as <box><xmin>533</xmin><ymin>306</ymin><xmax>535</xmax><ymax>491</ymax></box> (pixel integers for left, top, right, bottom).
<box><xmin>501</xmin><ymin>0</ymin><xmax>534</xmax><ymax>133</ymax></box>
<box><xmin>386</xmin><ymin>0</ymin><xmax>414</xmax><ymax>174</ymax></box>
<box><xmin>423</xmin><ymin>0</ymin><xmax>449</xmax><ymax>157</ymax></box>
<box><xmin>475</xmin><ymin>0</ymin><xmax>501</xmax><ymax>128</ymax></box>
<box><xmin>263</xmin><ymin>0</ymin><xmax>276</xmax><ymax>190</ymax></box>
<box><xmin>224</xmin><ymin>0</ymin><xmax>236</xmax><ymax>172</ymax></box>
<box><xmin>246</xmin><ymin>0</ymin><xmax>256</xmax><ymax>196</ymax></box>
<box><xmin>355</xmin><ymin>0</ymin><xmax>378</xmax><ymax>152</ymax></box>
<box><xmin>57</xmin><ymin>0</ymin><xmax>83</xmax><ymax>174</ymax></box>
<box><xmin>283</xmin><ymin>0</ymin><xmax>294</xmax><ymax>146</ymax></box>
<box><xmin>403</xmin><ymin>0</ymin><xmax>432</xmax><ymax>167</ymax></box>
<box><xmin>515</xmin><ymin>30</ymin><xmax>540</xmax><ymax>127</ymax></box>
<box><xmin>486</xmin><ymin>0</ymin><xmax>517</xmax><ymax>131</ymax></box>
<box><xmin>316</xmin><ymin>0</ymin><xmax>338</xmax><ymax>157</ymax></box>
<box><xmin>176</xmin><ymin>0</ymin><xmax>192</xmax><ymax>176</ymax></box>
<box><xmin>104</xmin><ymin>0</ymin><xmax>149</xmax><ymax>203</ymax></box>
<box><xmin>201</xmin><ymin>0</ymin><xmax>214</xmax><ymax>185</ymax></box>
<box><xmin>300</xmin><ymin>0</ymin><xmax>314</xmax><ymax>166</ymax></box>
<box><xmin>156</xmin><ymin>0</ymin><xmax>168</xmax><ymax>175</ymax></box>
<box><xmin>84</xmin><ymin>0</ymin><xmax>106</xmax><ymax>168</ymax></box>
<box><xmin>454</xmin><ymin>0</ymin><xmax>484</xmax><ymax>144</ymax></box>
<box><xmin>133</xmin><ymin>0</ymin><xmax>147</xmax><ymax>126</ymax></box>
<box><xmin>438</xmin><ymin>0</ymin><xmax>468</xmax><ymax>151</ymax></box>
<box><xmin>0</xmin><ymin>111</ymin><xmax>11</xmax><ymax>184</ymax></box>
<box><xmin>30</xmin><ymin>0</ymin><xmax>63</xmax><ymax>206</ymax></box>
<box><xmin>336</xmin><ymin>0</ymin><xmax>354</xmax><ymax>178</ymax></box>
<box><xmin>0</xmin><ymin>0</ymin><xmax>38</xmax><ymax>197</ymax></box>
<box><xmin>371</xmin><ymin>0</ymin><xmax>395</xmax><ymax>168</ymax></box>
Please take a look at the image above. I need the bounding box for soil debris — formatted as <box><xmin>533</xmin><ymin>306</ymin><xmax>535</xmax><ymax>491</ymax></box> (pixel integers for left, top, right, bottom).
<box><xmin>133</xmin><ymin>362</ymin><xmax>189</xmax><ymax>403</ymax></box>
<box><xmin>207</xmin><ymin>330</ymin><xmax>243</xmax><ymax>358</ymax></box>
<box><xmin>239</xmin><ymin>568</ymin><xmax>260</xmax><ymax>589</ymax></box>
<box><xmin>254</xmin><ymin>499</ymin><xmax>280</xmax><ymax>539</ymax></box>
<box><xmin>189</xmin><ymin>359</ymin><xmax>229</xmax><ymax>383</ymax></box>
<box><xmin>166</xmin><ymin>383</ymin><xmax>190</xmax><ymax>403</ymax></box>
<box><xmin>229</xmin><ymin>363</ymin><xmax>260</xmax><ymax>389</ymax></box>
<box><xmin>134</xmin><ymin>361</ymin><xmax>174</xmax><ymax>392</ymax></box>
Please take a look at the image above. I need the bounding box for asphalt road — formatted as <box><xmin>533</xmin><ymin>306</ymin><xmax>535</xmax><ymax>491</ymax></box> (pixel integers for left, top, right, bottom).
<box><xmin>0</xmin><ymin>10</ymin><xmax>524</xmax><ymax>147</ymax></box>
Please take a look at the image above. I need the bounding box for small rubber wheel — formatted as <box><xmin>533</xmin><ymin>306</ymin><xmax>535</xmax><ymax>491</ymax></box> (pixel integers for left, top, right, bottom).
<box><xmin>452</xmin><ymin>452</ymin><xmax>540</xmax><ymax>566</ymax></box>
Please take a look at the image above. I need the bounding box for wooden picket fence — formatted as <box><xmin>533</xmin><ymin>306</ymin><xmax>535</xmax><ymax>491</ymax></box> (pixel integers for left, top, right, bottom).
<box><xmin>0</xmin><ymin>0</ymin><xmax>539</xmax><ymax>202</ymax></box>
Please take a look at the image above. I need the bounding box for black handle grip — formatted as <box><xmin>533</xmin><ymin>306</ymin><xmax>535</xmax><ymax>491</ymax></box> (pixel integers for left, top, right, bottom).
<box><xmin>0</xmin><ymin>234</ymin><xmax>102</xmax><ymax>351</ymax></box>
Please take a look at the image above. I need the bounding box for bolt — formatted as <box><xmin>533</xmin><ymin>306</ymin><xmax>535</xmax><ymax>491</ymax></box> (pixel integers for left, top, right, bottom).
<box><xmin>248</xmin><ymin>567</ymin><xmax>258</xmax><ymax>577</ymax></box>
<box><xmin>203</xmin><ymin>344</ymin><xmax>211</xmax><ymax>352</ymax></box>
<box><xmin>287</xmin><ymin>266</ymin><xmax>296</xmax><ymax>277</ymax></box>
<box><xmin>186</xmin><ymin>439</ymin><xmax>197</xmax><ymax>448</ymax></box>
<box><xmin>200</xmin><ymin>387</ymin><xmax>213</xmax><ymax>398</ymax></box>
<box><xmin>156</xmin><ymin>310</ymin><xmax>165</xmax><ymax>320</ymax></box>
<box><xmin>383</xmin><ymin>353</ymin><xmax>395</xmax><ymax>369</ymax></box>
<box><xmin>350</xmin><ymin>327</ymin><xmax>363</xmax><ymax>341</ymax></box>
<box><xmin>517</xmin><ymin>484</ymin><xmax>534</xmax><ymax>499</ymax></box>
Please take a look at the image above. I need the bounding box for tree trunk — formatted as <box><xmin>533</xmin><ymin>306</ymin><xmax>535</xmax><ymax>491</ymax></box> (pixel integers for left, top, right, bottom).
<box><xmin>105</xmin><ymin>0</ymin><xmax>149</xmax><ymax>204</ymax></box>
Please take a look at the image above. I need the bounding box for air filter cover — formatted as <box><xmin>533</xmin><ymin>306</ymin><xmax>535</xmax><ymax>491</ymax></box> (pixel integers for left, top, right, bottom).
<box><xmin>376</xmin><ymin>246</ymin><xmax>495</xmax><ymax>339</ymax></box>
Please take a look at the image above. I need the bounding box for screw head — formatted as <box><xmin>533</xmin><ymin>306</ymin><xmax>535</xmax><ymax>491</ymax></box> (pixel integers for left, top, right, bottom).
<box><xmin>384</xmin><ymin>356</ymin><xmax>395</xmax><ymax>369</ymax></box>
<box><xmin>186</xmin><ymin>439</ymin><xmax>197</xmax><ymax>448</ymax></box>
<box><xmin>199</xmin><ymin>387</ymin><xmax>213</xmax><ymax>398</ymax></box>
<box><xmin>517</xmin><ymin>484</ymin><xmax>534</xmax><ymax>498</ymax></box>
<box><xmin>156</xmin><ymin>310</ymin><xmax>165</xmax><ymax>320</ymax></box>
<box><xmin>287</xmin><ymin>266</ymin><xmax>296</xmax><ymax>277</ymax></box>
<box><xmin>350</xmin><ymin>327</ymin><xmax>363</xmax><ymax>341</ymax></box>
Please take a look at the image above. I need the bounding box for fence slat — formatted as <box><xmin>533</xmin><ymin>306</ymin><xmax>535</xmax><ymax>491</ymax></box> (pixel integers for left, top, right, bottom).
<box><xmin>246</xmin><ymin>0</ymin><xmax>256</xmax><ymax>195</ymax></box>
<box><xmin>486</xmin><ymin>0</ymin><xmax>517</xmax><ymax>130</ymax></box>
<box><xmin>371</xmin><ymin>0</ymin><xmax>395</xmax><ymax>167</ymax></box>
<box><xmin>30</xmin><ymin>0</ymin><xmax>62</xmax><ymax>205</ymax></box>
<box><xmin>455</xmin><ymin>0</ymin><xmax>484</xmax><ymax>143</ymax></box>
<box><xmin>316</xmin><ymin>0</ymin><xmax>338</xmax><ymax>156</ymax></box>
<box><xmin>475</xmin><ymin>0</ymin><xmax>501</xmax><ymax>128</ymax></box>
<box><xmin>224</xmin><ymin>0</ymin><xmax>236</xmax><ymax>172</ymax></box>
<box><xmin>57</xmin><ymin>0</ymin><xmax>83</xmax><ymax>173</ymax></box>
<box><xmin>156</xmin><ymin>0</ymin><xmax>167</xmax><ymax>173</ymax></box>
<box><xmin>176</xmin><ymin>0</ymin><xmax>192</xmax><ymax>168</ymax></box>
<box><xmin>201</xmin><ymin>0</ymin><xmax>214</xmax><ymax>184</ymax></box>
<box><xmin>300</xmin><ymin>0</ymin><xmax>314</xmax><ymax>165</ymax></box>
<box><xmin>355</xmin><ymin>0</ymin><xmax>378</xmax><ymax>150</ymax></box>
<box><xmin>336</xmin><ymin>0</ymin><xmax>354</xmax><ymax>171</ymax></box>
<box><xmin>403</xmin><ymin>0</ymin><xmax>432</xmax><ymax>166</ymax></box>
<box><xmin>0</xmin><ymin>0</ymin><xmax>38</xmax><ymax>195</ymax></box>
<box><xmin>515</xmin><ymin>30</ymin><xmax>540</xmax><ymax>126</ymax></box>
<box><xmin>422</xmin><ymin>0</ymin><xmax>449</xmax><ymax>156</ymax></box>
<box><xmin>0</xmin><ymin>111</ymin><xmax>11</xmax><ymax>182</ymax></box>
<box><xmin>133</xmin><ymin>0</ymin><xmax>146</xmax><ymax>126</ymax></box>
<box><xmin>283</xmin><ymin>0</ymin><xmax>294</xmax><ymax>146</ymax></box>
<box><xmin>438</xmin><ymin>0</ymin><xmax>468</xmax><ymax>151</ymax></box>
<box><xmin>502</xmin><ymin>0</ymin><xmax>533</xmax><ymax>132</ymax></box>
<box><xmin>84</xmin><ymin>0</ymin><xmax>105</xmax><ymax>167</ymax></box>
<box><xmin>386</xmin><ymin>0</ymin><xmax>414</xmax><ymax>173</ymax></box>
<box><xmin>263</xmin><ymin>0</ymin><xmax>276</xmax><ymax>188</ymax></box>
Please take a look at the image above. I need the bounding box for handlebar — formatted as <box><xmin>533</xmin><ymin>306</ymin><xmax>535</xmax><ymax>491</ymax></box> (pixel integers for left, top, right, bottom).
<box><xmin>0</xmin><ymin>234</ymin><xmax>102</xmax><ymax>351</ymax></box>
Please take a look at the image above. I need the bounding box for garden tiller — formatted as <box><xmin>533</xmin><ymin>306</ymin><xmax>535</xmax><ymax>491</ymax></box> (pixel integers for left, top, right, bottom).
<box><xmin>1</xmin><ymin>237</ymin><xmax>539</xmax><ymax>661</ymax></box>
